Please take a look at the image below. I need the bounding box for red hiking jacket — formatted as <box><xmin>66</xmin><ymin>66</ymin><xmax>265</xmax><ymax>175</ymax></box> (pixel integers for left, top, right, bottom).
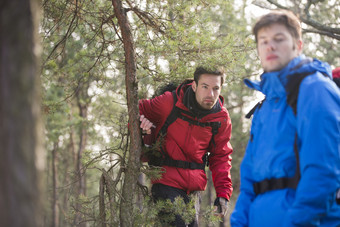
<box><xmin>139</xmin><ymin>81</ymin><xmax>233</xmax><ymax>199</ymax></box>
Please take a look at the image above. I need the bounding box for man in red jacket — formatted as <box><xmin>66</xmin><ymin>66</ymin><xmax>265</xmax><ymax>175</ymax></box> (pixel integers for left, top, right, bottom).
<box><xmin>139</xmin><ymin>66</ymin><xmax>233</xmax><ymax>226</ymax></box>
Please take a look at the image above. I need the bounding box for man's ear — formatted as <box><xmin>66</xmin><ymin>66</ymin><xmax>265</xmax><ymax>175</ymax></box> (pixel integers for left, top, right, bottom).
<box><xmin>296</xmin><ymin>39</ymin><xmax>303</xmax><ymax>54</ymax></box>
<box><xmin>298</xmin><ymin>39</ymin><xmax>303</xmax><ymax>54</ymax></box>
<box><xmin>192</xmin><ymin>81</ymin><xmax>197</xmax><ymax>92</ymax></box>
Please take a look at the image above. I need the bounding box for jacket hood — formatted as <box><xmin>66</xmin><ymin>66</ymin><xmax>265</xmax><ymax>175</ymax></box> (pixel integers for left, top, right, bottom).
<box><xmin>244</xmin><ymin>55</ymin><xmax>332</xmax><ymax>98</ymax></box>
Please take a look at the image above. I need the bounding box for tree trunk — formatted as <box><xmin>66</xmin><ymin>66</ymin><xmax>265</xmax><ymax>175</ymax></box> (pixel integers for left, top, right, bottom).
<box><xmin>61</xmin><ymin>125</ymin><xmax>76</xmax><ymax>227</ymax></box>
<box><xmin>99</xmin><ymin>174</ymin><xmax>107</xmax><ymax>227</ymax></box>
<box><xmin>52</xmin><ymin>142</ymin><xmax>59</xmax><ymax>227</ymax></box>
<box><xmin>207</xmin><ymin>171</ymin><xmax>214</xmax><ymax>227</ymax></box>
<box><xmin>111</xmin><ymin>0</ymin><xmax>142</xmax><ymax>226</ymax></box>
<box><xmin>0</xmin><ymin>0</ymin><xmax>44</xmax><ymax>226</ymax></box>
<box><xmin>74</xmin><ymin>84</ymin><xmax>89</xmax><ymax>227</ymax></box>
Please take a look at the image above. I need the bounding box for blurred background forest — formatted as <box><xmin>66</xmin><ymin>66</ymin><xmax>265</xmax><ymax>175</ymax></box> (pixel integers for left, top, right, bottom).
<box><xmin>1</xmin><ymin>0</ymin><xmax>339</xmax><ymax>226</ymax></box>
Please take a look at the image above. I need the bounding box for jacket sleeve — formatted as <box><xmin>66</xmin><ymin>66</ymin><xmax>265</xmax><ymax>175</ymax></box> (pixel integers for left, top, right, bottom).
<box><xmin>139</xmin><ymin>92</ymin><xmax>173</xmax><ymax>130</ymax></box>
<box><xmin>283</xmin><ymin>73</ymin><xmax>340</xmax><ymax>226</ymax></box>
<box><xmin>230</xmin><ymin>139</ymin><xmax>256</xmax><ymax>227</ymax></box>
<box><xmin>208</xmin><ymin>110</ymin><xmax>233</xmax><ymax>200</ymax></box>
<box><xmin>139</xmin><ymin>92</ymin><xmax>173</xmax><ymax>161</ymax></box>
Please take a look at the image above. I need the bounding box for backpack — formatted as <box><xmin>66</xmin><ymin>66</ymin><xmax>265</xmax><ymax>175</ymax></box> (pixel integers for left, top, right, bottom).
<box><xmin>333</xmin><ymin>67</ymin><xmax>340</xmax><ymax>88</ymax></box>
<box><xmin>245</xmin><ymin>58</ymin><xmax>330</xmax><ymax>195</ymax></box>
<box><xmin>144</xmin><ymin>81</ymin><xmax>221</xmax><ymax>170</ymax></box>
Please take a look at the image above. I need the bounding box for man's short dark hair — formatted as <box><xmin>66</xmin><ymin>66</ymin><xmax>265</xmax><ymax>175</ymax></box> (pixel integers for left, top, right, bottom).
<box><xmin>194</xmin><ymin>66</ymin><xmax>225</xmax><ymax>85</ymax></box>
<box><xmin>253</xmin><ymin>10</ymin><xmax>302</xmax><ymax>44</ymax></box>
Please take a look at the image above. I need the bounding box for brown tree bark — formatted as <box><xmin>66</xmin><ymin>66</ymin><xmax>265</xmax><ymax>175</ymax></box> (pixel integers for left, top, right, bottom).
<box><xmin>99</xmin><ymin>174</ymin><xmax>107</xmax><ymax>227</ymax></box>
<box><xmin>60</xmin><ymin>125</ymin><xmax>76</xmax><ymax>227</ymax></box>
<box><xmin>111</xmin><ymin>0</ymin><xmax>142</xmax><ymax>226</ymax></box>
<box><xmin>0</xmin><ymin>0</ymin><xmax>44</xmax><ymax>226</ymax></box>
<box><xmin>73</xmin><ymin>82</ymin><xmax>89</xmax><ymax>227</ymax></box>
<box><xmin>207</xmin><ymin>171</ymin><xmax>214</xmax><ymax>227</ymax></box>
<box><xmin>52</xmin><ymin>142</ymin><xmax>59</xmax><ymax>227</ymax></box>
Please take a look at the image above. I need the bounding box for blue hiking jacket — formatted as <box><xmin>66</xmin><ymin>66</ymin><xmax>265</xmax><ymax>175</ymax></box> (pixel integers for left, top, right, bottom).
<box><xmin>230</xmin><ymin>55</ymin><xmax>340</xmax><ymax>227</ymax></box>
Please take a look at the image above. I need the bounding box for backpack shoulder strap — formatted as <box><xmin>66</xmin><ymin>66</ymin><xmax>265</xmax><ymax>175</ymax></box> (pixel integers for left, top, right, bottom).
<box><xmin>285</xmin><ymin>57</ymin><xmax>331</xmax><ymax>115</ymax></box>
<box><xmin>158</xmin><ymin>91</ymin><xmax>178</xmax><ymax>137</ymax></box>
<box><xmin>286</xmin><ymin>70</ymin><xmax>330</xmax><ymax>115</ymax></box>
<box><xmin>245</xmin><ymin>98</ymin><xmax>265</xmax><ymax>119</ymax></box>
<box><xmin>285</xmin><ymin>71</ymin><xmax>314</xmax><ymax>115</ymax></box>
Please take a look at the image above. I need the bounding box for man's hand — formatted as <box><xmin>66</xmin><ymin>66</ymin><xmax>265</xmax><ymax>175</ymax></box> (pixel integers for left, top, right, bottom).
<box><xmin>213</xmin><ymin>197</ymin><xmax>228</xmax><ymax>217</ymax></box>
<box><xmin>140</xmin><ymin>115</ymin><xmax>155</xmax><ymax>135</ymax></box>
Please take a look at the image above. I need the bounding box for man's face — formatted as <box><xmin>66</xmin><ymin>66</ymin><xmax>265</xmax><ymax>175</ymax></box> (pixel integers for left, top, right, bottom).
<box><xmin>192</xmin><ymin>74</ymin><xmax>222</xmax><ymax>110</ymax></box>
<box><xmin>257</xmin><ymin>23</ymin><xmax>303</xmax><ymax>72</ymax></box>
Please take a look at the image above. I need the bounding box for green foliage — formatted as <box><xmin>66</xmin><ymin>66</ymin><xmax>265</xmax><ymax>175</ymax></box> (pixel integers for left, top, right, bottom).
<box><xmin>140</xmin><ymin>136</ymin><xmax>166</xmax><ymax>181</ymax></box>
<box><xmin>133</xmin><ymin>0</ymin><xmax>252</xmax><ymax>98</ymax></box>
<box><xmin>135</xmin><ymin>195</ymin><xmax>197</xmax><ymax>226</ymax></box>
<box><xmin>297</xmin><ymin>0</ymin><xmax>340</xmax><ymax>67</ymax></box>
<box><xmin>140</xmin><ymin>164</ymin><xmax>165</xmax><ymax>182</ymax></box>
<box><xmin>40</xmin><ymin>0</ymin><xmax>339</xmax><ymax>226</ymax></box>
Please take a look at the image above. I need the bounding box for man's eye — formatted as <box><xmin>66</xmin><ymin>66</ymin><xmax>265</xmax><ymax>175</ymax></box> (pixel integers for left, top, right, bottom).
<box><xmin>260</xmin><ymin>40</ymin><xmax>268</xmax><ymax>45</ymax></box>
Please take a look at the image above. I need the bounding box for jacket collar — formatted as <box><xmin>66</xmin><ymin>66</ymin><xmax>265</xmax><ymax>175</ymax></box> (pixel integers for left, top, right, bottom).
<box><xmin>177</xmin><ymin>80</ymin><xmax>222</xmax><ymax>118</ymax></box>
<box><xmin>244</xmin><ymin>55</ymin><xmax>331</xmax><ymax>99</ymax></box>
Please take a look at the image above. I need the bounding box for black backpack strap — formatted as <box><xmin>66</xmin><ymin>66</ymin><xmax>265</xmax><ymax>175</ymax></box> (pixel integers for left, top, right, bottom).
<box><xmin>209</xmin><ymin>121</ymin><xmax>221</xmax><ymax>148</ymax></box>
<box><xmin>286</xmin><ymin>70</ymin><xmax>330</xmax><ymax>114</ymax></box>
<box><xmin>334</xmin><ymin>78</ymin><xmax>340</xmax><ymax>88</ymax></box>
<box><xmin>149</xmin><ymin>157</ymin><xmax>206</xmax><ymax>170</ymax></box>
<box><xmin>286</xmin><ymin>58</ymin><xmax>331</xmax><ymax>114</ymax></box>
<box><xmin>245</xmin><ymin>98</ymin><xmax>265</xmax><ymax>119</ymax></box>
<box><xmin>158</xmin><ymin>91</ymin><xmax>179</xmax><ymax>136</ymax></box>
<box><xmin>286</xmin><ymin>71</ymin><xmax>314</xmax><ymax>115</ymax></box>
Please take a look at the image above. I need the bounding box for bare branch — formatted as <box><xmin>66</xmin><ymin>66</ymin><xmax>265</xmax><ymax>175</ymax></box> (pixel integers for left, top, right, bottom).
<box><xmin>125</xmin><ymin>0</ymin><xmax>165</xmax><ymax>34</ymax></box>
<box><xmin>303</xmin><ymin>28</ymin><xmax>340</xmax><ymax>41</ymax></box>
<box><xmin>262</xmin><ymin>0</ymin><xmax>340</xmax><ymax>40</ymax></box>
<box><xmin>45</xmin><ymin>0</ymin><xmax>79</xmax><ymax>62</ymax></box>
<box><xmin>265</xmin><ymin>0</ymin><xmax>288</xmax><ymax>10</ymax></box>
<box><xmin>301</xmin><ymin>3</ymin><xmax>340</xmax><ymax>37</ymax></box>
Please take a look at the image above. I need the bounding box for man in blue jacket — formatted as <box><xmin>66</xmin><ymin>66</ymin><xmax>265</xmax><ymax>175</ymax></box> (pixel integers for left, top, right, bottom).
<box><xmin>230</xmin><ymin>10</ymin><xmax>340</xmax><ymax>226</ymax></box>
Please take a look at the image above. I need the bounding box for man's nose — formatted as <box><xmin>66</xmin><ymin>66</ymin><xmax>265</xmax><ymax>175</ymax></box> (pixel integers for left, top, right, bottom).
<box><xmin>207</xmin><ymin>89</ymin><xmax>214</xmax><ymax>97</ymax></box>
<box><xmin>266</xmin><ymin>40</ymin><xmax>276</xmax><ymax>51</ymax></box>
